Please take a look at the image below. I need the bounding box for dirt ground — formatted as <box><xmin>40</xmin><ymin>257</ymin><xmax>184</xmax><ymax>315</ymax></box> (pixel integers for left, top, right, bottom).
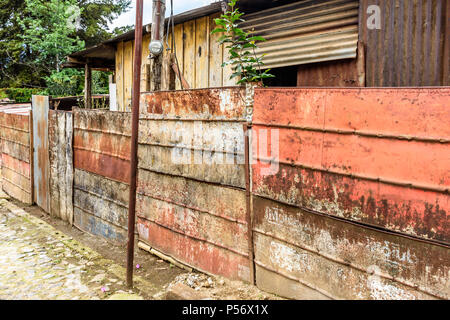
<box><xmin>12</xmin><ymin>199</ymin><xmax>281</xmax><ymax>300</ymax></box>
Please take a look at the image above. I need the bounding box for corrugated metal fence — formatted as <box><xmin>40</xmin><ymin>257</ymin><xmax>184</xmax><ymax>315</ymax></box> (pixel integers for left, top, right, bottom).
<box><xmin>72</xmin><ymin>110</ymin><xmax>131</xmax><ymax>243</ymax></box>
<box><xmin>359</xmin><ymin>0</ymin><xmax>449</xmax><ymax>86</ymax></box>
<box><xmin>0</xmin><ymin>111</ymin><xmax>33</xmax><ymax>204</ymax></box>
<box><xmin>1</xmin><ymin>88</ymin><xmax>448</xmax><ymax>300</ymax></box>
<box><xmin>136</xmin><ymin>88</ymin><xmax>253</xmax><ymax>281</ymax></box>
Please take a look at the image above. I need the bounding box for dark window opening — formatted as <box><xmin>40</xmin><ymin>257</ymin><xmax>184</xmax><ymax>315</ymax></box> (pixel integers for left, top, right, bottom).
<box><xmin>262</xmin><ymin>65</ymin><xmax>298</xmax><ymax>87</ymax></box>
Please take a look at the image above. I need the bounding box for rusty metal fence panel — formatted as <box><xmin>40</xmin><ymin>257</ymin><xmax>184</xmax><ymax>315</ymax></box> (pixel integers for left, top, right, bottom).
<box><xmin>73</xmin><ymin>109</ymin><xmax>130</xmax><ymax>243</ymax></box>
<box><xmin>0</xmin><ymin>111</ymin><xmax>33</xmax><ymax>204</ymax></box>
<box><xmin>48</xmin><ymin>110</ymin><xmax>74</xmax><ymax>224</ymax></box>
<box><xmin>251</xmin><ymin>88</ymin><xmax>450</xmax><ymax>299</ymax></box>
<box><xmin>136</xmin><ymin>88</ymin><xmax>253</xmax><ymax>281</ymax></box>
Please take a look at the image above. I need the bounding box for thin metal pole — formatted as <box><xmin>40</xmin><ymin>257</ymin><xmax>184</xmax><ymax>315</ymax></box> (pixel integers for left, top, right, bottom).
<box><xmin>126</xmin><ymin>0</ymin><xmax>144</xmax><ymax>288</ymax></box>
<box><xmin>243</xmin><ymin>123</ymin><xmax>255</xmax><ymax>285</ymax></box>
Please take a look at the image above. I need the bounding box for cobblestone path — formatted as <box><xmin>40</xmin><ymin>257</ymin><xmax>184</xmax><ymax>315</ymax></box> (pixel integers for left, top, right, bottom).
<box><xmin>0</xmin><ymin>196</ymin><xmax>152</xmax><ymax>300</ymax></box>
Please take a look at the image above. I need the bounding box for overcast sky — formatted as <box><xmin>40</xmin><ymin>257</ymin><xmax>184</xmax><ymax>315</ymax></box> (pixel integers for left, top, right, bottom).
<box><xmin>109</xmin><ymin>0</ymin><xmax>216</xmax><ymax>30</ymax></box>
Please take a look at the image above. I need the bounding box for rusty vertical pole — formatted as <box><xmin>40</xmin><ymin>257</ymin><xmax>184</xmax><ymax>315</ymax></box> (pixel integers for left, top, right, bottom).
<box><xmin>84</xmin><ymin>63</ymin><xmax>92</xmax><ymax>109</ymax></box>
<box><xmin>126</xmin><ymin>0</ymin><xmax>144</xmax><ymax>288</ymax></box>
<box><xmin>243</xmin><ymin>123</ymin><xmax>255</xmax><ymax>285</ymax></box>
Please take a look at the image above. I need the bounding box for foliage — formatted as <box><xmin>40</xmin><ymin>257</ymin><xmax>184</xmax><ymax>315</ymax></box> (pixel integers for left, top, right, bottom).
<box><xmin>17</xmin><ymin>0</ymin><xmax>85</xmax><ymax>74</ymax></box>
<box><xmin>75</xmin><ymin>0</ymin><xmax>131</xmax><ymax>47</ymax></box>
<box><xmin>212</xmin><ymin>0</ymin><xmax>274</xmax><ymax>85</ymax></box>
<box><xmin>0</xmin><ymin>0</ymin><xmax>45</xmax><ymax>88</ymax></box>
<box><xmin>92</xmin><ymin>71</ymin><xmax>112</xmax><ymax>95</ymax></box>
<box><xmin>41</xmin><ymin>69</ymin><xmax>85</xmax><ymax>97</ymax></box>
<box><xmin>0</xmin><ymin>0</ymin><xmax>131</xmax><ymax>89</ymax></box>
<box><xmin>2</xmin><ymin>88</ymin><xmax>43</xmax><ymax>103</ymax></box>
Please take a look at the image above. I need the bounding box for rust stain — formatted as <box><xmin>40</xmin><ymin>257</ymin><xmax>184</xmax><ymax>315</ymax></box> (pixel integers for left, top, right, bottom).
<box><xmin>140</xmin><ymin>88</ymin><xmax>246</xmax><ymax>120</ymax></box>
<box><xmin>72</xmin><ymin>110</ymin><xmax>130</xmax><ymax>243</ymax></box>
<box><xmin>252</xmin><ymin>88</ymin><xmax>450</xmax><ymax>243</ymax></box>
<box><xmin>137</xmin><ymin>217</ymin><xmax>251</xmax><ymax>281</ymax></box>
<box><xmin>252</xmin><ymin>196</ymin><xmax>449</xmax><ymax>300</ymax></box>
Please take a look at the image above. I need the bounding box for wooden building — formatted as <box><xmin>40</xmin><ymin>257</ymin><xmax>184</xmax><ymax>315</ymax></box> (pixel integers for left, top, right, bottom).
<box><xmin>65</xmin><ymin>0</ymin><xmax>450</xmax><ymax>111</ymax></box>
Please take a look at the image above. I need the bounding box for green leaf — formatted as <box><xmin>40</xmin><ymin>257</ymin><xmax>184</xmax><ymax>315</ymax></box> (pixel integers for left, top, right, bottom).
<box><xmin>211</xmin><ymin>28</ymin><xmax>226</xmax><ymax>34</ymax></box>
<box><xmin>248</xmin><ymin>36</ymin><xmax>266</xmax><ymax>42</ymax></box>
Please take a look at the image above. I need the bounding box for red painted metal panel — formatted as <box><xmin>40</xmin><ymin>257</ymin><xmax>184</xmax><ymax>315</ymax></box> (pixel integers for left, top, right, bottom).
<box><xmin>255</xmin><ymin>127</ymin><xmax>449</xmax><ymax>188</ymax></box>
<box><xmin>73</xmin><ymin>145</ymin><xmax>130</xmax><ymax>184</ymax></box>
<box><xmin>252</xmin><ymin>88</ymin><xmax>450</xmax><ymax>243</ymax></box>
<box><xmin>251</xmin><ymin>87</ymin><xmax>450</xmax><ymax>299</ymax></box>
<box><xmin>0</xmin><ymin>111</ymin><xmax>32</xmax><ymax>204</ymax></box>
<box><xmin>254</xmin><ymin>88</ymin><xmax>450</xmax><ymax>140</ymax></box>
<box><xmin>1</xmin><ymin>153</ymin><xmax>30</xmax><ymax>178</ymax></box>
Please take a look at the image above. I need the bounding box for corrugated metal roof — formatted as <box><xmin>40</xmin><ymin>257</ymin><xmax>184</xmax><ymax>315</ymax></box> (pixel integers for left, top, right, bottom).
<box><xmin>242</xmin><ymin>0</ymin><xmax>359</xmax><ymax>69</ymax></box>
<box><xmin>0</xmin><ymin>103</ymin><xmax>31</xmax><ymax>115</ymax></box>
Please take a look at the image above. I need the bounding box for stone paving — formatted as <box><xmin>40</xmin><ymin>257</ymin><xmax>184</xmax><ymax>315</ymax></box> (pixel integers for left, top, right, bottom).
<box><xmin>0</xmin><ymin>193</ymin><xmax>151</xmax><ymax>300</ymax></box>
<box><xmin>0</xmin><ymin>188</ymin><xmax>279</xmax><ymax>301</ymax></box>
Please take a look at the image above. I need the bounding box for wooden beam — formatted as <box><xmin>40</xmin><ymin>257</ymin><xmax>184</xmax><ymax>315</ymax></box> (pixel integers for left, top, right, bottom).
<box><xmin>171</xmin><ymin>61</ymin><xmax>190</xmax><ymax>89</ymax></box>
<box><xmin>84</xmin><ymin>63</ymin><xmax>92</xmax><ymax>108</ymax></box>
<box><xmin>150</xmin><ymin>0</ymin><xmax>166</xmax><ymax>91</ymax></box>
<box><xmin>357</xmin><ymin>41</ymin><xmax>366</xmax><ymax>87</ymax></box>
<box><xmin>162</xmin><ymin>53</ymin><xmax>176</xmax><ymax>90</ymax></box>
<box><xmin>443</xmin><ymin>0</ymin><xmax>450</xmax><ymax>86</ymax></box>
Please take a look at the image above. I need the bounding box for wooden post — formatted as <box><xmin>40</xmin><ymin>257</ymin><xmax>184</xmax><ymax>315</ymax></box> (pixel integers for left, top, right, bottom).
<box><xmin>356</xmin><ymin>41</ymin><xmax>366</xmax><ymax>87</ymax></box>
<box><xmin>150</xmin><ymin>0</ymin><xmax>166</xmax><ymax>91</ymax></box>
<box><xmin>162</xmin><ymin>53</ymin><xmax>176</xmax><ymax>90</ymax></box>
<box><xmin>84</xmin><ymin>63</ymin><xmax>92</xmax><ymax>108</ymax></box>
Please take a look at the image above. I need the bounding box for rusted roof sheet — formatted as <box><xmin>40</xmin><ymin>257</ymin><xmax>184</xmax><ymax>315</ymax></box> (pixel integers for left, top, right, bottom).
<box><xmin>243</xmin><ymin>0</ymin><xmax>360</xmax><ymax>69</ymax></box>
<box><xmin>359</xmin><ymin>0</ymin><xmax>449</xmax><ymax>86</ymax></box>
<box><xmin>0</xmin><ymin>103</ymin><xmax>31</xmax><ymax>115</ymax></box>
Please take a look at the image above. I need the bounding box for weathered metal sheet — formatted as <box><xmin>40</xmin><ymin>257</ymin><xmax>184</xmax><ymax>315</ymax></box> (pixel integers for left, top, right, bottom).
<box><xmin>241</xmin><ymin>0</ymin><xmax>359</xmax><ymax>69</ymax></box>
<box><xmin>73</xmin><ymin>109</ymin><xmax>131</xmax><ymax>184</ymax></box>
<box><xmin>48</xmin><ymin>110</ymin><xmax>73</xmax><ymax>224</ymax></box>
<box><xmin>253</xmin><ymin>196</ymin><xmax>449</xmax><ymax>300</ymax></box>
<box><xmin>73</xmin><ymin>109</ymin><xmax>130</xmax><ymax>243</ymax></box>
<box><xmin>140</xmin><ymin>88</ymin><xmax>246</xmax><ymax>120</ymax></box>
<box><xmin>253</xmin><ymin>88</ymin><xmax>450</xmax><ymax>243</ymax></box>
<box><xmin>0</xmin><ymin>111</ymin><xmax>33</xmax><ymax>204</ymax></box>
<box><xmin>251</xmin><ymin>87</ymin><xmax>450</xmax><ymax>299</ymax></box>
<box><xmin>32</xmin><ymin>95</ymin><xmax>50</xmax><ymax>212</ymax></box>
<box><xmin>137</xmin><ymin>88</ymin><xmax>251</xmax><ymax>281</ymax></box>
<box><xmin>359</xmin><ymin>0</ymin><xmax>448</xmax><ymax>86</ymax></box>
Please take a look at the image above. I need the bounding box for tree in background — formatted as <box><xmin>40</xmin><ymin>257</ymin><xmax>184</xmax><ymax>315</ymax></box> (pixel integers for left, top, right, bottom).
<box><xmin>76</xmin><ymin>0</ymin><xmax>131</xmax><ymax>47</ymax></box>
<box><xmin>0</xmin><ymin>0</ymin><xmax>43</xmax><ymax>88</ymax></box>
<box><xmin>0</xmin><ymin>0</ymin><xmax>131</xmax><ymax>95</ymax></box>
<box><xmin>19</xmin><ymin>0</ymin><xmax>85</xmax><ymax>74</ymax></box>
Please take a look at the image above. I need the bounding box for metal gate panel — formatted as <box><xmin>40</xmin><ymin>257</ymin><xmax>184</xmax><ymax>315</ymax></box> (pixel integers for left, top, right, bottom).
<box><xmin>48</xmin><ymin>110</ymin><xmax>73</xmax><ymax>224</ymax></box>
<box><xmin>32</xmin><ymin>96</ymin><xmax>50</xmax><ymax>212</ymax></box>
